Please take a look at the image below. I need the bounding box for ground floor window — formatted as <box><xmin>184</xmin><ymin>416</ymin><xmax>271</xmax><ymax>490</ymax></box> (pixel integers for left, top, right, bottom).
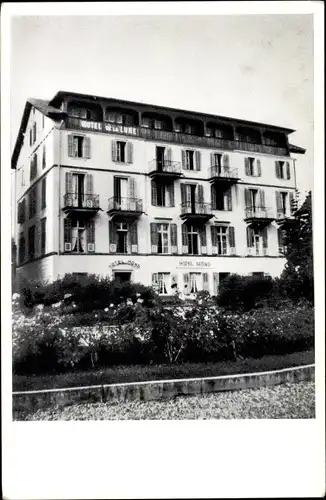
<box><xmin>152</xmin><ymin>272</ymin><xmax>170</xmax><ymax>295</ymax></box>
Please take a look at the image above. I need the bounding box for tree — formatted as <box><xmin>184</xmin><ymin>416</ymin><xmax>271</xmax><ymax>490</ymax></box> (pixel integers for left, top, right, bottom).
<box><xmin>280</xmin><ymin>191</ymin><xmax>314</xmax><ymax>303</ymax></box>
<box><xmin>12</xmin><ymin>237</ymin><xmax>17</xmax><ymax>289</ymax></box>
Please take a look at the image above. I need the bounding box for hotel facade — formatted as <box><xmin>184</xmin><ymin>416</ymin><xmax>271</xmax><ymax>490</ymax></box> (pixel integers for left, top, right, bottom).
<box><xmin>12</xmin><ymin>91</ymin><xmax>305</xmax><ymax>296</ymax></box>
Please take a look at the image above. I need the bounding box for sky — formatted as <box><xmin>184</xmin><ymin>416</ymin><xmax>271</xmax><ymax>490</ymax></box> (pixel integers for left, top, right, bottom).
<box><xmin>10</xmin><ymin>14</ymin><xmax>314</xmax><ymax>195</ymax></box>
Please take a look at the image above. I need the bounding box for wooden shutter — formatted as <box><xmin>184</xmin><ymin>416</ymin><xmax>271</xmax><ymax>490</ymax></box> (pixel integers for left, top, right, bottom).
<box><xmin>182</xmin><ymin>224</ymin><xmax>189</xmax><ymax>254</ymax></box>
<box><xmin>68</xmin><ymin>135</ymin><xmax>74</xmax><ymax>157</ymax></box>
<box><xmin>180</xmin><ymin>184</ymin><xmax>187</xmax><ymax>205</ymax></box>
<box><xmin>200</xmin><ymin>226</ymin><xmax>207</xmax><ymax>254</ymax></box>
<box><xmin>228</xmin><ymin>226</ymin><xmax>235</xmax><ymax>249</ymax></box>
<box><xmin>197</xmin><ymin>184</ymin><xmax>204</xmax><ymax>204</ymax></box>
<box><xmin>42</xmin><ymin>146</ymin><xmax>46</xmax><ymax>169</ymax></box>
<box><xmin>262</xmin><ymin>227</ymin><xmax>268</xmax><ymax>249</ymax></box>
<box><xmin>151</xmin><ymin>180</ymin><xmax>157</xmax><ymax>206</ymax></box>
<box><xmin>183</xmin><ymin>273</ymin><xmax>190</xmax><ymax>293</ymax></box>
<box><xmin>244</xmin><ymin>188</ymin><xmax>251</xmax><ymax>208</ymax></box>
<box><xmin>246</xmin><ymin>226</ymin><xmax>253</xmax><ymax>247</ymax></box>
<box><xmin>223</xmin><ymin>154</ymin><xmax>230</xmax><ymax>170</ymax></box>
<box><xmin>109</xmin><ymin>220</ymin><xmax>117</xmax><ymax>252</ymax></box>
<box><xmin>259</xmin><ymin>189</ymin><xmax>266</xmax><ymax>208</ymax></box>
<box><xmin>289</xmin><ymin>192</ymin><xmax>295</xmax><ymax>214</ymax></box>
<box><xmin>87</xmin><ymin>220</ymin><xmax>95</xmax><ymax>252</ymax></box>
<box><xmin>128</xmin><ymin>177</ymin><xmax>136</xmax><ymax>198</ymax></box>
<box><xmin>213</xmin><ymin>272</ymin><xmax>219</xmax><ymax>295</ymax></box>
<box><xmin>203</xmin><ymin>273</ymin><xmax>209</xmax><ymax>291</ymax></box>
<box><xmin>181</xmin><ymin>150</ymin><xmax>187</xmax><ymax>169</ymax></box>
<box><xmin>111</xmin><ymin>140</ymin><xmax>117</xmax><ymax>162</ymax></box>
<box><xmin>29</xmin><ymin>129</ymin><xmax>33</xmax><ymax>146</ymax></box>
<box><xmin>65</xmin><ymin>172</ymin><xmax>73</xmax><ymax>194</ymax></box>
<box><xmin>225</xmin><ymin>188</ymin><xmax>232</xmax><ymax>210</ymax></box>
<box><xmin>150</xmin><ymin>223</ymin><xmax>158</xmax><ymax>253</ymax></box>
<box><xmin>83</xmin><ymin>137</ymin><xmax>91</xmax><ymax>158</ymax></box>
<box><xmin>244</xmin><ymin>157</ymin><xmax>250</xmax><ymax>175</ymax></box>
<box><xmin>195</xmin><ymin>151</ymin><xmax>201</xmax><ymax>171</ymax></box>
<box><xmin>286</xmin><ymin>161</ymin><xmax>291</xmax><ymax>179</ymax></box>
<box><xmin>64</xmin><ymin>218</ymin><xmax>72</xmax><ymax>243</ymax></box>
<box><xmin>41</xmin><ymin>178</ymin><xmax>46</xmax><ymax>210</ymax></box>
<box><xmin>152</xmin><ymin>273</ymin><xmax>158</xmax><ymax>286</ymax></box>
<box><xmin>130</xmin><ymin>221</ymin><xmax>138</xmax><ymax>253</ymax></box>
<box><xmin>210</xmin><ymin>153</ymin><xmax>215</xmax><ymax>167</ymax></box>
<box><xmin>211</xmin><ymin>185</ymin><xmax>217</xmax><ymax>210</ymax></box>
<box><xmin>275</xmin><ymin>160</ymin><xmax>280</xmax><ymax>178</ymax></box>
<box><xmin>275</xmin><ymin>191</ymin><xmax>282</xmax><ymax>213</ymax></box>
<box><xmin>165</xmin><ymin>147</ymin><xmax>172</xmax><ymax>163</ymax></box>
<box><xmin>256</xmin><ymin>159</ymin><xmax>262</xmax><ymax>177</ymax></box>
<box><xmin>170</xmin><ymin>224</ymin><xmax>178</xmax><ymax>254</ymax></box>
<box><xmin>86</xmin><ymin>174</ymin><xmax>93</xmax><ymax>194</ymax></box>
<box><xmin>211</xmin><ymin>226</ymin><xmax>217</xmax><ymax>254</ymax></box>
<box><xmin>167</xmin><ymin>183</ymin><xmax>175</xmax><ymax>207</ymax></box>
<box><xmin>127</xmin><ymin>142</ymin><xmax>133</xmax><ymax>163</ymax></box>
<box><xmin>41</xmin><ymin>218</ymin><xmax>46</xmax><ymax>254</ymax></box>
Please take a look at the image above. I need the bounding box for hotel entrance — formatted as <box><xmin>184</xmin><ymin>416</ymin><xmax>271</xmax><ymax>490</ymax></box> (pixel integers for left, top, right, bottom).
<box><xmin>113</xmin><ymin>271</ymin><xmax>131</xmax><ymax>283</ymax></box>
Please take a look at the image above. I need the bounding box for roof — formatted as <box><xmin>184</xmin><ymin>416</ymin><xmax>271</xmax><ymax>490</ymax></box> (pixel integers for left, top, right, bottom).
<box><xmin>289</xmin><ymin>143</ymin><xmax>306</xmax><ymax>155</ymax></box>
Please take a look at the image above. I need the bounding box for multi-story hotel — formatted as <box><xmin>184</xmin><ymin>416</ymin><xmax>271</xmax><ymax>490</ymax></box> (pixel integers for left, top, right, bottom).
<box><xmin>12</xmin><ymin>90</ymin><xmax>305</xmax><ymax>296</ymax></box>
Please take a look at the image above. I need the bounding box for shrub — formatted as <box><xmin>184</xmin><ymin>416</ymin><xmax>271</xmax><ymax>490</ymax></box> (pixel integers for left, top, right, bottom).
<box><xmin>217</xmin><ymin>274</ymin><xmax>276</xmax><ymax>311</ymax></box>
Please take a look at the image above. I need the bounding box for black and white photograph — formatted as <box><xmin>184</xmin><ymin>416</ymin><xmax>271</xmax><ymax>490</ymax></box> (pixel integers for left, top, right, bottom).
<box><xmin>2</xmin><ymin>2</ymin><xmax>324</xmax><ymax>499</ymax></box>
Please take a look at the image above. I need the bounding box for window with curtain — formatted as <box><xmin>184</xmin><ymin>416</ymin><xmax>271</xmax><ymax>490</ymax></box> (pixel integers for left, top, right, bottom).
<box><xmin>157</xmin><ymin>224</ymin><xmax>169</xmax><ymax>254</ymax></box>
<box><xmin>189</xmin><ymin>273</ymin><xmax>201</xmax><ymax>293</ymax></box>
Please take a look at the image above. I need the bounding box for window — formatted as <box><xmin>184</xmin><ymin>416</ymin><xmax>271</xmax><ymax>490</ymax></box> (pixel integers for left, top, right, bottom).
<box><xmin>28</xmin><ymin>225</ymin><xmax>35</xmax><ymax>259</ymax></box>
<box><xmin>211</xmin><ymin>185</ymin><xmax>232</xmax><ymax>211</ymax></box>
<box><xmin>116</xmin><ymin>222</ymin><xmax>129</xmax><ymax>254</ymax></box>
<box><xmin>187</xmin><ymin>225</ymin><xmax>199</xmax><ymax>255</ymax></box>
<box><xmin>246</xmin><ymin>227</ymin><xmax>268</xmax><ymax>256</ymax></box>
<box><xmin>189</xmin><ymin>273</ymin><xmax>201</xmax><ymax>293</ymax></box>
<box><xmin>112</xmin><ymin>140</ymin><xmax>133</xmax><ymax>163</ymax></box>
<box><xmin>244</xmin><ymin>157</ymin><xmax>261</xmax><ymax>177</ymax></box>
<box><xmin>157</xmin><ymin>224</ymin><xmax>169</xmax><ymax>254</ymax></box>
<box><xmin>70</xmin><ymin>107</ymin><xmax>88</xmax><ymax>119</ymax></box>
<box><xmin>17</xmin><ymin>199</ymin><xmax>26</xmax><ymax>224</ymax></box>
<box><xmin>41</xmin><ymin>217</ymin><xmax>46</xmax><ymax>254</ymax></box>
<box><xmin>244</xmin><ymin>188</ymin><xmax>266</xmax><ymax>213</ymax></box>
<box><xmin>211</xmin><ymin>225</ymin><xmax>235</xmax><ymax>255</ymax></box>
<box><xmin>20</xmin><ymin>169</ymin><xmax>25</xmax><ymax>187</ymax></box>
<box><xmin>151</xmin><ymin>180</ymin><xmax>174</xmax><ymax>207</ymax></box>
<box><xmin>278</xmin><ymin>228</ymin><xmax>287</xmax><ymax>255</ymax></box>
<box><xmin>41</xmin><ymin>178</ymin><xmax>46</xmax><ymax>210</ymax></box>
<box><xmin>109</xmin><ymin>220</ymin><xmax>138</xmax><ymax>254</ymax></box>
<box><xmin>42</xmin><ymin>145</ymin><xmax>46</xmax><ymax>169</ymax></box>
<box><xmin>150</xmin><ymin>223</ymin><xmax>177</xmax><ymax>254</ymax></box>
<box><xmin>18</xmin><ymin>234</ymin><xmax>25</xmax><ymax>264</ymax></box>
<box><xmin>65</xmin><ymin>172</ymin><xmax>94</xmax><ymax>207</ymax></box>
<box><xmin>32</xmin><ymin>122</ymin><xmax>37</xmax><ymax>144</ymax></box>
<box><xmin>68</xmin><ymin>135</ymin><xmax>91</xmax><ymax>158</ymax></box>
<box><xmin>182</xmin><ymin>150</ymin><xmax>201</xmax><ymax>171</ymax></box>
<box><xmin>30</xmin><ymin>154</ymin><xmax>37</xmax><ymax>181</ymax></box>
<box><xmin>152</xmin><ymin>273</ymin><xmax>170</xmax><ymax>295</ymax></box>
<box><xmin>28</xmin><ymin>187</ymin><xmax>37</xmax><ymax>219</ymax></box>
<box><xmin>275</xmin><ymin>160</ymin><xmax>291</xmax><ymax>180</ymax></box>
<box><xmin>64</xmin><ymin>218</ymin><xmax>95</xmax><ymax>253</ymax></box>
<box><xmin>42</xmin><ymin>115</ymin><xmax>45</xmax><ymax>129</ymax></box>
<box><xmin>185</xmin><ymin>150</ymin><xmax>194</xmax><ymax>170</ymax></box>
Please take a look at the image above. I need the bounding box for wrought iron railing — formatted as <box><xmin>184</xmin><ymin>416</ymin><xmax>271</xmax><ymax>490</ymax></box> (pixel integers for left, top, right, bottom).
<box><xmin>64</xmin><ymin>193</ymin><xmax>100</xmax><ymax>209</ymax></box>
<box><xmin>148</xmin><ymin>159</ymin><xmax>182</xmax><ymax>174</ymax></box>
<box><xmin>108</xmin><ymin>197</ymin><xmax>143</xmax><ymax>212</ymax></box>
<box><xmin>181</xmin><ymin>201</ymin><xmax>212</xmax><ymax>215</ymax></box>
<box><xmin>245</xmin><ymin>206</ymin><xmax>273</xmax><ymax>219</ymax></box>
<box><xmin>276</xmin><ymin>210</ymin><xmax>295</xmax><ymax>220</ymax></box>
<box><xmin>209</xmin><ymin>166</ymin><xmax>239</xmax><ymax>179</ymax></box>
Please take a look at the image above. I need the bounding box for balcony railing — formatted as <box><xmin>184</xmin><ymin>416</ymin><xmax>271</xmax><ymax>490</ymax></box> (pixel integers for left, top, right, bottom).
<box><xmin>63</xmin><ymin>193</ymin><xmax>100</xmax><ymax>210</ymax></box>
<box><xmin>180</xmin><ymin>201</ymin><xmax>213</xmax><ymax>220</ymax></box>
<box><xmin>245</xmin><ymin>206</ymin><xmax>274</xmax><ymax>220</ymax></box>
<box><xmin>247</xmin><ymin>247</ymin><xmax>270</xmax><ymax>257</ymax></box>
<box><xmin>65</xmin><ymin>118</ymin><xmax>289</xmax><ymax>157</ymax></box>
<box><xmin>209</xmin><ymin>166</ymin><xmax>240</xmax><ymax>183</ymax></box>
<box><xmin>107</xmin><ymin>197</ymin><xmax>143</xmax><ymax>214</ymax></box>
<box><xmin>148</xmin><ymin>159</ymin><xmax>182</xmax><ymax>177</ymax></box>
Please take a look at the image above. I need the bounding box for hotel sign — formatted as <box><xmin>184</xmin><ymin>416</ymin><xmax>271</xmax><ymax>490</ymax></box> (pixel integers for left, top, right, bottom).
<box><xmin>177</xmin><ymin>260</ymin><xmax>211</xmax><ymax>269</ymax></box>
<box><xmin>108</xmin><ymin>260</ymin><xmax>140</xmax><ymax>269</ymax></box>
<box><xmin>72</xmin><ymin>119</ymin><xmax>138</xmax><ymax>136</ymax></box>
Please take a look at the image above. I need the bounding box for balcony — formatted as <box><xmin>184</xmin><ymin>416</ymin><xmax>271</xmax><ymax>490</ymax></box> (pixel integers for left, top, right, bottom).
<box><xmin>107</xmin><ymin>197</ymin><xmax>143</xmax><ymax>220</ymax></box>
<box><xmin>180</xmin><ymin>201</ymin><xmax>213</xmax><ymax>223</ymax></box>
<box><xmin>148</xmin><ymin>159</ymin><xmax>182</xmax><ymax>180</ymax></box>
<box><xmin>244</xmin><ymin>206</ymin><xmax>275</xmax><ymax>226</ymax></box>
<box><xmin>63</xmin><ymin>193</ymin><xmax>100</xmax><ymax>216</ymax></box>
<box><xmin>209</xmin><ymin>166</ymin><xmax>240</xmax><ymax>185</ymax></box>
<box><xmin>275</xmin><ymin>210</ymin><xmax>297</xmax><ymax>227</ymax></box>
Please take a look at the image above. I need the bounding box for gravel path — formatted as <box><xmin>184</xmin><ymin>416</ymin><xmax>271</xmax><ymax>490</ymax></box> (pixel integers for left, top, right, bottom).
<box><xmin>20</xmin><ymin>381</ymin><xmax>315</xmax><ymax>420</ymax></box>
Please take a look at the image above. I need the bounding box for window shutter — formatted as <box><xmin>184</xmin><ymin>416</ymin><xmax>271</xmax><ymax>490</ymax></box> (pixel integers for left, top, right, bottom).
<box><xmin>64</xmin><ymin>218</ymin><xmax>72</xmax><ymax>244</ymax></box>
<box><xmin>128</xmin><ymin>177</ymin><xmax>136</xmax><ymax>199</ymax></box>
<box><xmin>41</xmin><ymin>178</ymin><xmax>46</xmax><ymax>210</ymax></box>
<box><xmin>170</xmin><ymin>224</ymin><xmax>178</xmax><ymax>254</ymax></box>
<box><xmin>65</xmin><ymin>172</ymin><xmax>73</xmax><ymax>194</ymax></box>
<box><xmin>203</xmin><ymin>273</ymin><xmax>209</xmax><ymax>291</ymax></box>
<box><xmin>211</xmin><ymin>225</ymin><xmax>217</xmax><ymax>251</ymax></box>
<box><xmin>275</xmin><ymin>161</ymin><xmax>280</xmax><ymax>178</ymax></box>
<box><xmin>226</xmin><ymin>188</ymin><xmax>232</xmax><ymax>210</ymax></box>
<box><xmin>195</xmin><ymin>151</ymin><xmax>201</xmax><ymax>171</ymax></box>
<box><xmin>183</xmin><ymin>273</ymin><xmax>190</xmax><ymax>291</ymax></box>
<box><xmin>278</xmin><ymin>228</ymin><xmax>286</xmax><ymax>254</ymax></box>
<box><xmin>109</xmin><ymin>220</ymin><xmax>117</xmax><ymax>252</ymax></box>
<box><xmin>42</xmin><ymin>146</ymin><xmax>46</xmax><ymax>169</ymax></box>
<box><xmin>68</xmin><ymin>135</ymin><xmax>74</xmax><ymax>157</ymax></box>
<box><xmin>223</xmin><ymin>154</ymin><xmax>230</xmax><ymax>171</ymax></box>
<box><xmin>244</xmin><ymin>157</ymin><xmax>250</xmax><ymax>175</ymax></box>
<box><xmin>256</xmin><ymin>159</ymin><xmax>262</xmax><ymax>177</ymax></box>
<box><xmin>244</xmin><ymin>188</ymin><xmax>251</xmax><ymax>208</ymax></box>
<box><xmin>246</xmin><ymin>226</ymin><xmax>253</xmax><ymax>247</ymax></box>
<box><xmin>152</xmin><ymin>273</ymin><xmax>158</xmax><ymax>286</ymax></box>
<box><xmin>275</xmin><ymin>191</ymin><xmax>282</xmax><ymax>213</ymax></box>
<box><xmin>111</xmin><ymin>140</ymin><xmax>117</xmax><ymax>162</ymax></box>
<box><xmin>29</xmin><ymin>129</ymin><xmax>33</xmax><ymax>146</ymax></box>
<box><xmin>85</xmin><ymin>173</ymin><xmax>93</xmax><ymax>194</ymax></box>
<box><xmin>87</xmin><ymin>220</ymin><xmax>95</xmax><ymax>251</ymax></box>
<box><xmin>259</xmin><ymin>189</ymin><xmax>266</xmax><ymax>208</ymax></box>
<box><xmin>83</xmin><ymin>137</ymin><xmax>91</xmax><ymax>158</ymax></box>
<box><xmin>33</xmin><ymin>122</ymin><xmax>37</xmax><ymax>143</ymax></box>
<box><xmin>130</xmin><ymin>221</ymin><xmax>138</xmax><ymax>252</ymax></box>
<box><xmin>211</xmin><ymin>185</ymin><xmax>217</xmax><ymax>210</ymax></box>
<box><xmin>210</xmin><ymin>153</ymin><xmax>215</xmax><ymax>167</ymax></box>
<box><xmin>165</xmin><ymin>147</ymin><xmax>172</xmax><ymax>163</ymax></box>
<box><xmin>182</xmin><ymin>224</ymin><xmax>189</xmax><ymax>254</ymax></box>
<box><xmin>197</xmin><ymin>184</ymin><xmax>204</xmax><ymax>204</ymax></box>
<box><xmin>228</xmin><ymin>226</ymin><xmax>235</xmax><ymax>248</ymax></box>
<box><xmin>150</xmin><ymin>223</ymin><xmax>158</xmax><ymax>253</ymax></box>
<box><xmin>289</xmin><ymin>192</ymin><xmax>295</xmax><ymax>214</ymax></box>
<box><xmin>151</xmin><ymin>180</ymin><xmax>157</xmax><ymax>206</ymax></box>
<box><xmin>181</xmin><ymin>150</ymin><xmax>187</xmax><ymax>169</ymax></box>
<box><xmin>286</xmin><ymin>162</ymin><xmax>291</xmax><ymax>179</ymax></box>
<box><xmin>167</xmin><ymin>183</ymin><xmax>175</xmax><ymax>207</ymax></box>
<box><xmin>180</xmin><ymin>184</ymin><xmax>187</xmax><ymax>205</ymax></box>
<box><xmin>213</xmin><ymin>272</ymin><xmax>219</xmax><ymax>295</ymax></box>
<box><xmin>127</xmin><ymin>142</ymin><xmax>133</xmax><ymax>163</ymax></box>
<box><xmin>200</xmin><ymin>226</ymin><xmax>207</xmax><ymax>254</ymax></box>
<box><xmin>262</xmin><ymin>227</ymin><xmax>268</xmax><ymax>249</ymax></box>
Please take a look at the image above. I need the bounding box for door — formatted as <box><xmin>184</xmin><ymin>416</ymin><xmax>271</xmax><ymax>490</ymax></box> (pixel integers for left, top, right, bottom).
<box><xmin>113</xmin><ymin>271</ymin><xmax>131</xmax><ymax>283</ymax></box>
<box><xmin>156</xmin><ymin>146</ymin><xmax>165</xmax><ymax>171</ymax></box>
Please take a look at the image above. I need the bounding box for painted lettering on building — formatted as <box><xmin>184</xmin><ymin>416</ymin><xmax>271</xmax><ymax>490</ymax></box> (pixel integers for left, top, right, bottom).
<box><xmin>108</xmin><ymin>260</ymin><xmax>140</xmax><ymax>269</ymax></box>
<box><xmin>78</xmin><ymin>120</ymin><xmax>137</xmax><ymax>136</ymax></box>
<box><xmin>177</xmin><ymin>260</ymin><xmax>211</xmax><ymax>268</ymax></box>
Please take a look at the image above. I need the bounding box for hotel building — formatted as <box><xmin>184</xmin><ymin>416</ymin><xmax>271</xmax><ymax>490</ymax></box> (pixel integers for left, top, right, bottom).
<box><xmin>12</xmin><ymin>91</ymin><xmax>305</xmax><ymax>295</ymax></box>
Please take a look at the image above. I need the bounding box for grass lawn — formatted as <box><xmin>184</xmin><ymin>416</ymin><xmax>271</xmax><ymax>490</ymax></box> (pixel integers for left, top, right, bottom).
<box><xmin>13</xmin><ymin>350</ymin><xmax>314</xmax><ymax>392</ymax></box>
